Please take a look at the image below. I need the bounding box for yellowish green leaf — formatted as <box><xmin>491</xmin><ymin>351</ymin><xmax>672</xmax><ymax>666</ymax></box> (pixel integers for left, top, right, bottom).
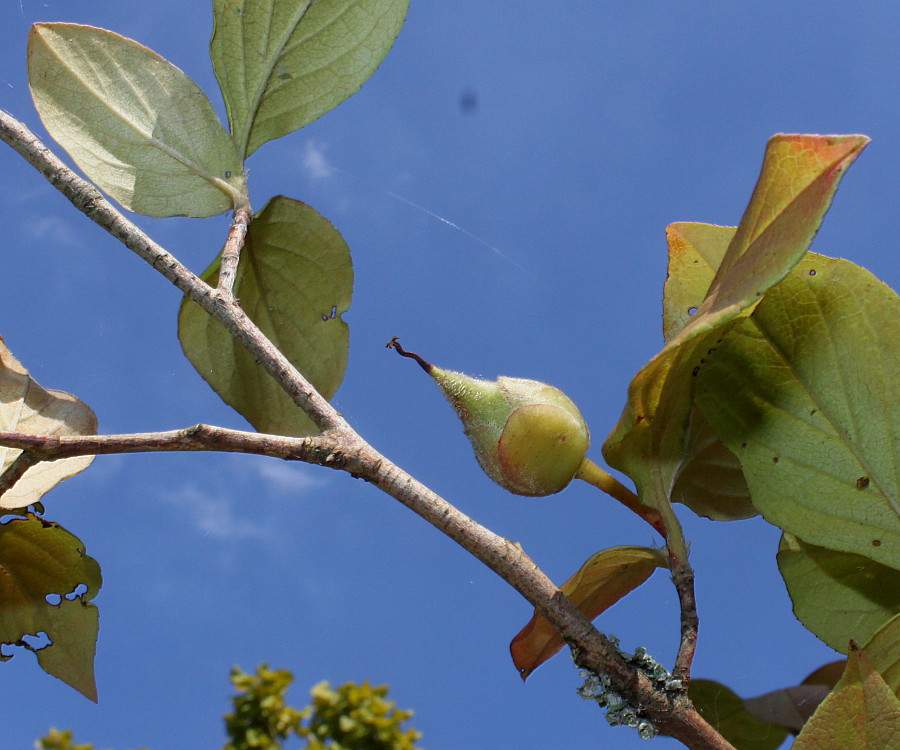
<box><xmin>662</xmin><ymin>222</ymin><xmax>735</xmax><ymax>343</ymax></box>
<box><xmin>862</xmin><ymin>613</ymin><xmax>900</xmax><ymax>697</ymax></box>
<box><xmin>211</xmin><ymin>0</ymin><xmax>409</xmax><ymax>159</ymax></box>
<box><xmin>697</xmin><ymin>255</ymin><xmax>899</xmax><ymax>569</ymax></box>
<box><xmin>603</xmin><ymin>135</ymin><xmax>867</xmax><ymax>533</ymax></box>
<box><xmin>671</xmin><ymin>406</ymin><xmax>753</xmax><ymax>520</ymax></box>
<box><xmin>178</xmin><ymin>196</ymin><xmax>352</xmax><ymax>436</ymax></box>
<box><xmin>793</xmin><ymin>643</ymin><xmax>900</xmax><ymax>749</ymax></box>
<box><xmin>0</xmin><ymin>515</ymin><xmax>101</xmax><ymax>701</ymax></box>
<box><xmin>28</xmin><ymin>23</ymin><xmax>245</xmax><ymax>217</ymax></box>
<box><xmin>778</xmin><ymin>533</ymin><xmax>900</xmax><ymax>653</ymax></box>
<box><xmin>662</xmin><ymin>223</ymin><xmax>755</xmax><ymax>520</ymax></box>
<box><xmin>510</xmin><ymin>545</ymin><xmax>667</xmax><ymax>679</ymax></box>
<box><xmin>0</xmin><ymin>335</ymin><xmax>96</xmax><ymax>510</ymax></box>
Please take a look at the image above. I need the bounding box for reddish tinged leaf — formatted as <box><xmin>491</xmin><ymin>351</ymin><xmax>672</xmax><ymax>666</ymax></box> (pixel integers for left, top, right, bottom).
<box><xmin>743</xmin><ymin>684</ymin><xmax>831</xmax><ymax>732</ymax></box>
<box><xmin>793</xmin><ymin>642</ymin><xmax>900</xmax><ymax>749</ymax></box>
<box><xmin>662</xmin><ymin>222</ymin><xmax>735</xmax><ymax>344</ymax></box>
<box><xmin>802</xmin><ymin>660</ymin><xmax>848</xmax><ymax>690</ymax></box>
<box><xmin>603</xmin><ymin>135</ymin><xmax>868</xmax><ymax>533</ymax></box>
<box><xmin>510</xmin><ymin>546</ymin><xmax>667</xmax><ymax>679</ymax></box>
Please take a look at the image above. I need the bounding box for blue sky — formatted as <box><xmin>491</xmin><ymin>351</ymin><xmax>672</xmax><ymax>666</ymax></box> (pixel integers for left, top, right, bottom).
<box><xmin>1</xmin><ymin>1</ymin><xmax>897</xmax><ymax>748</ymax></box>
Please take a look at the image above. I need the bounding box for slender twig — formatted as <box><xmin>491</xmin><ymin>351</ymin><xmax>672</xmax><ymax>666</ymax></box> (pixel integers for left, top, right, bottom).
<box><xmin>670</xmin><ymin>559</ymin><xmax>698</xmax><ymax>682</ymax></box>
<box><xmin>218</xmin><ymin>205</ymin><xmax>252</xmax><ymax>294</ymax></box>
<box><xmin>0</xmin><ymin>425</ymin><xmax>331</xmax><ymax>465</ymax></box>
<box><xmin>574</xmin><ymin>459</ymin><xmax>698</xmax><ymax>683</ymax></box>
<box><xmin>0</xmin><ymin>108</ymin><xmax>731</xmax><ymax>749</ymax></box>
<box><xmin>575</xmin><ymin>457</ymin><xmax>667</xmax><ymax>538</ymax></box>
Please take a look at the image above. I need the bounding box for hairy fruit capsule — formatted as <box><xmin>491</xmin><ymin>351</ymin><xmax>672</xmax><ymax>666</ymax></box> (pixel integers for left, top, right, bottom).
<box><xmin>388</xmin><ymin>339</ymin><xmax>590</xmax><ymax>496</ymax></box>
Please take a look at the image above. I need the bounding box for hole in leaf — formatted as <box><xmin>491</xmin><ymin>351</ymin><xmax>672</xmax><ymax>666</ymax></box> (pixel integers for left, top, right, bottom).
<box><xmin>808</xmin><ymin>268</ymin><xmax>817</xmax><ymax>276</ymax></box>
<box><xmin>687</xmin><ymin>306</ymin><xmax>698</xmax><ymax>315</ymax></box>
<box><xmin>45</xmin><ymin>593</ymin><xmax>62</xmax><ymax>605</ymax></box>
<box><xmin>66</xmin><ymin>583</ymin><xmax>88</xmax><ymax>600</ymax></box>
<box><xmin>20</xmin><ymin>632</ymin><xmax>51</xmax><ymax>651</ymax></box>
<box><xmin>321</xmin><ymin>305</ymin><xmax>338</xmax><ymax>321</ymax></box>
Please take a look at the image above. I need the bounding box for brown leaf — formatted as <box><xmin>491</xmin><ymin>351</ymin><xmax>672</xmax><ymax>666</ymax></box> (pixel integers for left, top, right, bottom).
<box><xmin>0</xmin><ymin>335</ymin><xmax>97</xmax><ymax>509</ymax></box>
<box><xmin>510</xmin><ymin>545</ymin><xmax>667</xmax><ymax>679</ymax></box>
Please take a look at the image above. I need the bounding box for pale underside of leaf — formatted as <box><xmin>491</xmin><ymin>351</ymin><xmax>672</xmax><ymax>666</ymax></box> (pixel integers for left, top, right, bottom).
<box><xmin>28</xmin><ymin>22</ymin><xmax>245</xmax><ymax>217</ymax></box>
<box><xmin>778</xmin><ymin>533</ymin><xmax>900</xmax><ymax>653</ymax></box>
<box><xmin>0</xmin><ymin>335</ymin><xmax>96</xmax><ymax>510</ymax></box>
<box><xmin>697</xmin><ymin>255</ymin><xmax>899</xmax><ymax>569</ymax></box>
<box><xmin>211</xmin><ymin>0</ymin><xmax>410</xmax><ymax>158</ymax></box>
<box><xmin>0</xmin><ymin>516</ymin><xmax>102</xmax><ymax>701</ymax></box>
<box><xmin>178</xmin><ymin>196</ymin><xmax>352</xmax><ymax>436</ymax></box>
<box><xmin>603</xmin><ymin>135</ymin><xmax>868</xmax><ymax>521</ymax></box>
<box><xmin>510</xmin><ymin>545</ymin><xmax>667</xmax><ymax>679</ymax></box>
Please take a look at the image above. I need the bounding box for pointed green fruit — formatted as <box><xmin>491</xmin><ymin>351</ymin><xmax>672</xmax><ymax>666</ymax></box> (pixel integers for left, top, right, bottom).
<box><xmin>389</xmin><ymin>340</ymin><xmax>589</xmax><ymax>496</ymax></box>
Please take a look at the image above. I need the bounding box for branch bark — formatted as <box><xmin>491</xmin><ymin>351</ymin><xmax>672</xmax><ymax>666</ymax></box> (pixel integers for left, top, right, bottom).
<box><xmin>218</xmin><ymin>205</ymin><xmax>252</xmax><ymax>294</ymax></box>
<box><xmin>0</xmin><ymin>108</ymin><xmax>731</xmax><ymax>749</ymax></box>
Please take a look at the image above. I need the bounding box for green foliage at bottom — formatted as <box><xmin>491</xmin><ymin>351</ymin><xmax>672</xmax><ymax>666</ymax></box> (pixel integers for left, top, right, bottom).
<box><xmin>35</xmin><ymin>728</ymin><xmax>94</xmax><ymax>750</ymax></box>
<box><xmin>36</xmin><ymin>664</ymin><xmax>423</xmax><ymax>750</ymax></box>
<box><xmin>298</xmin><ymin>680</ymin><xmax>422</xmax><ymax>750</ymax></box>
<box><xmin>221</xmin><ymin>663</ymin><xmax>303</xmax><ymax>750</ymax></box>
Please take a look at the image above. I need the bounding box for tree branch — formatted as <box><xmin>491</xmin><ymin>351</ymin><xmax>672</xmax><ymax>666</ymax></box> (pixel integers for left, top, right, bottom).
<box><xmin>0</xmin><ymin>108</ymin><xmax>345</xmax><ymax>436</ymax></box>
<box><xmin>0</xmin><ymin>425</ymin><xmax>332</xmax><ymax>464</ymax></box>
<box><xmin>0</xmin><ymin>108</ymin><xmax>731</xmax><ymax>749</ymax></box>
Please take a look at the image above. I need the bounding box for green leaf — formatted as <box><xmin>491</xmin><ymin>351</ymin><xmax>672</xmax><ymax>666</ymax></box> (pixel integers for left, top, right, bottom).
<box><xmin>211</xmin><ymin>0</ymin><xmax>410</xmax><ymax>159</ymax></box>
<box><xmin>0</xmin><ymin>335</ymin><xmax>97</xmax><ymax>510</ymax></box>
<box><xmin>28</xmin><ymin>23</ymin><xmax>245</xmax><ymax>218</ymax></box>
<box><xmin>688</xmin><ymin>679</ymin><xmax>788</xmax><ymax>750</ymax></box>
<box><xmin>179</xmin><ymin>196</ymin><xmax>352</xmax><ymax>436</ymax></box>
<box><xmin>0</xmin><ymin>515</ymin><xmax>102</xmax><ymax>701</ymax></box>
<box><xmin>793</xmin><ymin>643</ymin><xmax>900</xmax><ymax>749</ymax></box>
<box><xmin>696</xmin><ymin>255</ymin><xmax>899</xmax><ymax>569</ymax></box>
<box><xmin>602</xmin><ymin>135</ymin><xmax>868</xmax><ymax>526</ymax></box>
<box><xmin>862</xmin><ymin>612</ymin><xmax>900</xmax><ymax>697</ymax></box>
<box><xmin>778</xmin><ymin>533</ymin><xmax>900</xmax><ymax>653</ymax></box>
<box><xmin>671</xmin><ymin>406</ymin><xmax>754</xmax><ymax>520</ymax></box>
<box><xmin>510</xmin><ymin>545</ymin><xmax>667</xmax><ymax>679</ymax></box>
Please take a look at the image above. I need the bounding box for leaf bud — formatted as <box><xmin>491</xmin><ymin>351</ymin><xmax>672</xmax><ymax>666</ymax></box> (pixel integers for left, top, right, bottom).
<box><xmin>388</xmin><ymin>339</ymin><xmax>590</xmax><ymax>496</ymax></box>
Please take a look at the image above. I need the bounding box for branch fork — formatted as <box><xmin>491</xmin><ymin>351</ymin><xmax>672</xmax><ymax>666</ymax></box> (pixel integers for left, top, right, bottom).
<box><xmin>0</xmin><ymin>108</ymin><xmax>726</xmax><ymax>750</ymax></box>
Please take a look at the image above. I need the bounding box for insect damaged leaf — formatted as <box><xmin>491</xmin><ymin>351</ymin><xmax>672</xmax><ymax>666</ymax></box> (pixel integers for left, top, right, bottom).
<box><xmin>178</xmin><ymin>196</ymin><xmax>352</xmax><ymax>436</ymax></box>
<box><xmin>696</xmin><ymin>255</ymin><xmax>899</xmax><ymax>570</ymax></box>
<box><xmin>0</xmin><ymin>515</ymin><xmax>102</xmax><ymax>701</ymax></box>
